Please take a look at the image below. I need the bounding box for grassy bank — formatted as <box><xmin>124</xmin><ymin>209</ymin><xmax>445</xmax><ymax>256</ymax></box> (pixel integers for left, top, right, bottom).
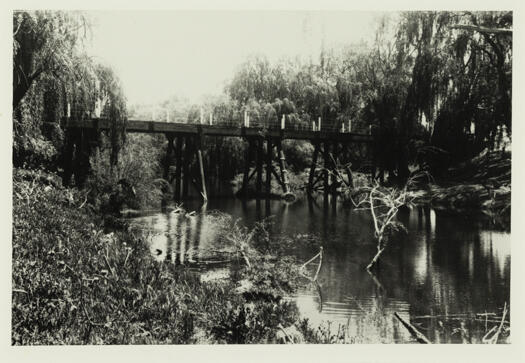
<box><xmin>12</xmin><ymin>168</ymin><xmax>320</xmax><ymax>344</ymax></box>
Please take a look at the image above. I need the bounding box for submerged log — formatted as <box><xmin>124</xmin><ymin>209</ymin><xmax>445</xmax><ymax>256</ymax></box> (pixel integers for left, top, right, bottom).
<box><xmin>394</xmin><ymin>312</ymin><xmax>432</xmax><ymax>344</ymax></box>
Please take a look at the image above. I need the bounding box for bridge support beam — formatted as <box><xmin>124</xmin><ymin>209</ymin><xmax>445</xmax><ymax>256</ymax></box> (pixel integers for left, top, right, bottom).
<box><xmin>196</xmin><ymin>130</ymin><xmax>208</xmax><ymax>202</ymax></box>
<box><xmin>168</xmin><ymin>134</ymin><xmax>209</xmax><ymax>202</ymax></box>
<box><xmin>241</xmin><ymin>138</ymin><xmax>254</xmax><ymax>197</ymax></box>
<box><xmin>256</xmin><ymin>138</ymin><xmax>263</xmax><ymax>197</ymax></box>
<box><xmin>164</xmin><ymin>133</ymin><xmax>174</xmax><ymax>180</ymax></box>
<box><xmin>266</xmin><ymin>138</ymin><xmax>273</xmax><ymax>195</ymax></box>
<box><xmin>62</xmin><ymin>127</ymin><xmax>99</xmax><ymax>187</ymax></box>
<box><xmin>307</xmin><ymin>141</ymin><xmax>320</xmax><ymax>195</ymax></box>
<box><xmin>174</xmin><ymin>135</ymin><xmax>182</xmax><ymax>201</ymax></box>
<box><xmin>182</xmin><ymin>136</ymin><xmax>192</xmax><ymax>199</ymax></box>
<box><xmin>307</xmin><ymin>139</ymin><xmax>359</xmax><ymax>201</ymax></box>
<box><xmin>239</xmin><ymin>136</ymin><xmax>295</xmax><ymax>200</ymax></box>
<box><xmin>323</xmin><ymin>141</ymin><xmax>330</xmax><ymax>200</ymax></box>
<box><xmin>276</xmin><ymin>139</ymin><xmax>292</xmax><ymax>198</ymax></box>
<box><xmin>330</xmin><ymin>141</ymin><xmax>339</xmax><ymax>195</ymax></box>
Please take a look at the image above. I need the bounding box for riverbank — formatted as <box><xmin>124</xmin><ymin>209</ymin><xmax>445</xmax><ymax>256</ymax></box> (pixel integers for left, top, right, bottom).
<box><xmin>12</xmin><ymin>168</ymin><xmax>323</xmax><ymax>344</ymax></box>
<box><xmin>422</xmin><ymin>150</ymin><xmax>511</xmax><ymax>229</ymax></box>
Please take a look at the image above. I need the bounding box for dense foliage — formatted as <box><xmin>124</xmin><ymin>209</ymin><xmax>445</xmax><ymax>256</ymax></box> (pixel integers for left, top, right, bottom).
<box><xmin>13</xmin><ymin>11</ymin><xmax>128</xmax><ymax>183</ymax></box>
<box><xmin>12</xmin><ymin>168</ymin><xmax>320</xmax><ymax>344</ymax></box>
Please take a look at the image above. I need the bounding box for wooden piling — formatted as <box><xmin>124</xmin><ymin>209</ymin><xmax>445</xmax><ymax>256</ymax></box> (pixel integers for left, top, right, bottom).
<box><xmin>266</xmin><ymin>138</ymin><xmax>273</xmax><ymax>196</ymax></box>
<box><xmin>330</xmin><ymin>141</ymin><xmax>338</xmax><ymax>195</ymax></box>
<box><xmin>174</xmin><ymin>135</ymin><xmax>182</xmax><ymax>201</ymax></box>
<box><xmin>196</xmin><ymin>130</ymin><xmax>207</xmax><ymax>201</ymax></box>
<box><xmin>242</xmin><ymin>138</ymin><xmax>253</xmax><ymax>197</ymax></box>
<box><xmin>164</xmin><ymin>133</ymin><xmax>174</xmax><ymax>180</ymax></box>
<box><xmin>276</xmin><ymin>139</ymin><xmax>291</xmax><ymax>196</ymax></box>
<box><xmin>182</xmin><ymin>136</ymin><xmax>192</xmax><ymax>199</ymax></box>
<box><xmin>323</xmin><ymin>141</ymin><xmax>330</xmax><ymax>200</ymax></box>
<box><xmin>307</xmin><ymin>141</ymin><xmax>320</xmax><ymax>194</ymax></box>
<box><xmin>256</xmin><ymin>138</ymin><xmax>263</xmax><ymax>197</ymax></box>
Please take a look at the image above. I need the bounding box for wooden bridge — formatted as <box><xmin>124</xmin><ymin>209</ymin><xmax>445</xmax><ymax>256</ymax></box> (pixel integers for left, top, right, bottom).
<box><xmin>65</xmin><ymin>118</ymin><xmax>374</xmax><ymax>202</ymax></box>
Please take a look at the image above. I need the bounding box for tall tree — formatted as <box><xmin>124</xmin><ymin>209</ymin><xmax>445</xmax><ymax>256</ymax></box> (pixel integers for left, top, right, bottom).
<box><xmin>13</xmin><ymin>11</ymin><xmax>90</xmax><ymax>109</ymax></box>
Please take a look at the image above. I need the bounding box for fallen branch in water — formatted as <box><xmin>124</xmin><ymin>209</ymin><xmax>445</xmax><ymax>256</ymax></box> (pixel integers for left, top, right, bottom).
<box><xmin>483</xmin><ymin>302</ymin><xmax>508</xmax><ymax>344</ymax></box>
<box><xmin>394</xmin><ymin>312</ymin><xmax>432</xmax><ymax>344</ymax></box>
<box><xmin>225</xmin><ymin>219</ymin><xmax>256</xmax><ymax>268</ymax></box>
<box><xmin>366</xmin><ymin>186</ymin><xmax>404</xmax><ymax>271</ymax></box>
<box><xmin>313</xmin><ymin>247</ymin><xmax>323</xmax><ymax>281</ymax></box>
<box><xmin>299</xmin><ymin>247</ymin><xmax>324</xmax><ymax>311</ymax></box>
<box><xmin>366</xmin><ymin>269</ymin><xmax>385</xmax><ymax>292</ymax></box>
<box><xmin>299</xmin><ymin>247</ymin><xmax>323</xmax><ymax>282</ymax></box>
<box><xmin>411</xmin><ymin>314</ymin><xmax>509</xmax><ymax>325</ymax></box>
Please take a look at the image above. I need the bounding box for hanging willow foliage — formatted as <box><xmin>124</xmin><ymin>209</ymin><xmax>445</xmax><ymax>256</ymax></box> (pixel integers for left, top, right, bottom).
<box><xmin>95</xmin><ymin>64</ymin><xmax>127</xmax><ymax>167</ymax></box>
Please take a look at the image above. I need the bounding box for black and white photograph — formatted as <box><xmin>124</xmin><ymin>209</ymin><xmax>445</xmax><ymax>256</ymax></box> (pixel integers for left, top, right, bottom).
<box><xmin>6</xmin><ymin>2</ymin><xmax>519</xmax><ymax>358</ymax></box>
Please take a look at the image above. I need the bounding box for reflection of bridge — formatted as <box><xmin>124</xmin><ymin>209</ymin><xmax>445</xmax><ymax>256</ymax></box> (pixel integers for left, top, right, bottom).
<box><xmin>65</xmin><ymin>117</ymin><xmax>374</xmax><ymax>201</ymax></box>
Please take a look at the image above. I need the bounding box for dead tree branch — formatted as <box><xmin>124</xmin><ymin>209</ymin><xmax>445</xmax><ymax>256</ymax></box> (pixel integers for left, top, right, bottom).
<box><xmin>394</xmin><ymin>312</ymin><xmax>432</xmax><ymax>344</ymax></box>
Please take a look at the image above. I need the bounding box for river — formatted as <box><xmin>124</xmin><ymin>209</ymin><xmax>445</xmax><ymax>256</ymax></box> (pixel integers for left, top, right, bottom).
<box><xmin>127</xmin><ymin>197</ymin><xmax>510</xmax><ymax>343</ymax></box>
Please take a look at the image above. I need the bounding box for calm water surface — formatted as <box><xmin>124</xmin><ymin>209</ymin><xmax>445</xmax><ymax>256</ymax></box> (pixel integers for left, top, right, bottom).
<box><xmin>128</xmin><ymin>197</ymin><xmax>510</xmax><ymax>343</ymax></box>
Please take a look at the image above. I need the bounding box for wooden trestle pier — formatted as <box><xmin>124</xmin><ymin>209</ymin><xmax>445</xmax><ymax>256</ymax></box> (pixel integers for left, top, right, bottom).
<box><xmin>65</xmin><ymin>119</ymin><xmax>374</xmax><ymax>201</ymax></box>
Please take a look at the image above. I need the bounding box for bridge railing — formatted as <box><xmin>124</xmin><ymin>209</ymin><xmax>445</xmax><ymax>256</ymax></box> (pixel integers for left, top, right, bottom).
<box><xmin>127</xmin><ymin>112</ymin><xmax>370</xmax><ymax>134</ymax></box>
<box><xmin>67</xmin><ymin>103</ymin><xmax>371</xmax><ymax>135</ymax></box>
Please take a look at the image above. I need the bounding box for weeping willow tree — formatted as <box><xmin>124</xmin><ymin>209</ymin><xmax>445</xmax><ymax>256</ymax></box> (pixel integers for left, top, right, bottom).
<box><xmin>13</xmin><ymin>10</ymin><xmax>128</xmax><ymax>186</ymax></box>
<box><xmin>13</xmin><ymin>11</ymin><xmax>91</xmax><ymax>169</ymax></box>
<box><xmin>361</xmin><ymin>11</ymin><xmax>512</xmax><ymax>181</ymax></box>
<box><xmin>95</xmin><ymin>64</ymin><xmax>128</xmax><ymax>169</ymax></box>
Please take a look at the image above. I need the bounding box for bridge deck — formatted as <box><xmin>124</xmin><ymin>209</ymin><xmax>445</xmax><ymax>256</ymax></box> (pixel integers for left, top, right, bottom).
<box><xmin>67</xmin><ymin>119</ymin><xmax>373</xmax><ymax>143</ymax></box>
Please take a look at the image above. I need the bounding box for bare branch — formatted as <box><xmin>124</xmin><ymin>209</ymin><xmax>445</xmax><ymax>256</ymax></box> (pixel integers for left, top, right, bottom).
<box><xmin>394</xmin><ymin>312</ymin><xmax>432</xmax><ymax>344</ymax></box>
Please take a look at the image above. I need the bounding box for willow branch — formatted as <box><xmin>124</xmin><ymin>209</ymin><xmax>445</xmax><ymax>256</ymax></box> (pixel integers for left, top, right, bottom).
<box><xmin>450</xmin><ymin>24</ymin><xmax>512</xmax><ymax>35</ymax></box>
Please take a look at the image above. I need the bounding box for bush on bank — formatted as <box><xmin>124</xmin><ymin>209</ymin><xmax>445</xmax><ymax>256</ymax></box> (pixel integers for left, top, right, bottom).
<box><xmin>12</xmin><ymin>168</ymin><xmax>317</xmax><ymax>344</ymax></box>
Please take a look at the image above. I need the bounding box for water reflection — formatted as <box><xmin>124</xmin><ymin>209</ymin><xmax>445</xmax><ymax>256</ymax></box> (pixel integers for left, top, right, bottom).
<box><xmin>130</xmin><ymin>204</ymin><xmax>217</xmax><ymax>266</ymax></box>
<box><xmin>129</xmin><ymin>198</ymin><xmax>510</xmax><ymax>343</ymax></box>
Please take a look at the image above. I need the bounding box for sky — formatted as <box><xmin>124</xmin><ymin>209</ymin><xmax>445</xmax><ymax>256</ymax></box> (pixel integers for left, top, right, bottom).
<box><xmin>85</xmin><ymin>11</ymin><xmax>383</xmax><ymax>105</ymax></box>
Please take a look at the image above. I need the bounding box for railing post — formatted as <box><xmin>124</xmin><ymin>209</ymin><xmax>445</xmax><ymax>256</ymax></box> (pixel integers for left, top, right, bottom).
<box><xmin>312</xmin><ymin>120</ymin><xmax>316</xmax><ymax>132</ymax></box>
<box><xmin>281</xmin><ymin>114</ymin><xmax>285</xmax><ymax>130</ymax></box>
<box><xmin>318</xmin><ymin>117</ymin><xmax>322</xmax><ymax>132</ymax></box>
<box><xmin>342</xmin><ymin>123</ymin><xmax>345</xmax><ymax>133</ymax></box>
<box><xmin>210</xmin><ymin>112</ymin><xmax>213</xmax><ymax>126</ymax></box>
<box><xmin>348</xmin><ymin>119</ymin><xmax>352</xmax><ymax>132</ymax></box>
